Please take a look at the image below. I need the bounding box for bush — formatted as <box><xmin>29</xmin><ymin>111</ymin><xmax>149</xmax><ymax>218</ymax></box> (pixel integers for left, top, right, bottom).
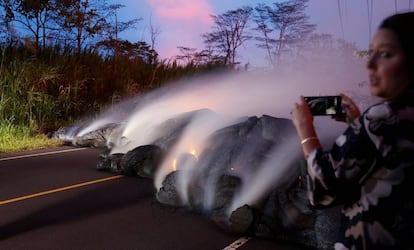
<box><xmin>0</xmin><ymin>44</ymin><xmax>228</xmax><ymax>135</ymax></box>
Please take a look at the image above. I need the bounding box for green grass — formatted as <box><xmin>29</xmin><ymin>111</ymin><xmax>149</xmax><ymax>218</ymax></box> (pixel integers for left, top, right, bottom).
<box><xmin>0</xmin><ymin>123</ymin><xmax>63</xmax><ymax>153</ymax></box>
<box><xmin>0</xmin><ymin>44</ymin><xmax>228</xmax><ymax>154</ymax></box>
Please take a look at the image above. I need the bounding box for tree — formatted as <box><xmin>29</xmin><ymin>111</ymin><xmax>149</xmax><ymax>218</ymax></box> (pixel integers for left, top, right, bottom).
<box><xmin>148</xmin><ymin>13</ymin><xmax>160</xmax><ymax>51</ymax></box>
<box><xmin>202</xmin><ymin>6</ymin><xmax>253</xmax><ymax>68</ymax></box>
<box><xmin>0</xmin><ymin>3</ymin><xmax>11</xmax><ymax>44</ymax></box>
<box><xmin>253</xmin><ymin>0</ymin><xmax>316</xmax><ymax>68</ymax></box>
<box><xmin>98</xmin><ymin>3</ymin><xmax>141</xmax><ymax>58</ymax></box>
<box><xmin>54</xmin><ymin>0</ymin><xmax>107</xmax><ymax>53</ymax></box>
<box><xmin>0</xmin><ymin>0</ymin><xmax>56</xmax><ymax>50</ymax></box>
<box><xmin>97</xmin><ymin>39</ymin><xmax>157</xmax><ymax>64</ymax></box>
<box><xmin>0</xmin><ymin>0</ymin><xmax>142</xmax><ymax>55</ymax></box>
<box><xmin>175</xmin><ymin>46</ymin><xmax>197</xmax><ymax>65</ymax></box>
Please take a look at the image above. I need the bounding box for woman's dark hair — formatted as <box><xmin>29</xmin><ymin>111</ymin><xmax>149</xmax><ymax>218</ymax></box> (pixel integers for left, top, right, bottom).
<box><xmin>379</xmin><ymin>12</ymin><xmax>414</xmax><ymax>70</ymax></box>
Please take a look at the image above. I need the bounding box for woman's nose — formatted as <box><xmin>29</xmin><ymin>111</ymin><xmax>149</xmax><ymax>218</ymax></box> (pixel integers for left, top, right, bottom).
<box><xmin>366</xmin><ymin>53</ymin><xmax>376</xmax><ymax>70</ymax></box>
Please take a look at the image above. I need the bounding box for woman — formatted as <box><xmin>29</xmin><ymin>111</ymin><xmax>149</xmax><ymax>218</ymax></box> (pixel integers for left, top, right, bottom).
<box><xmin>292</xmin><ymin>12</ymin><xmax>414</xmax><ymax>249</ymax></box>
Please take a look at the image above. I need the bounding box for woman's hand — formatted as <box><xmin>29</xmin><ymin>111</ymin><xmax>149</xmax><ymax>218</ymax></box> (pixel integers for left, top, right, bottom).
<box><xmin>333</xmin><ymin>93</ymin><xmax>361</xmax><ymax>123</ymax></box>
<box><xmin>292</xmin><ymin>96</ymin><xmax>322</xmax><ymax>158</ymax></box>
<box><xmin>291</xmin><ymin>96</ymin><xmax>314</xmax><ymax>137</ymax></box>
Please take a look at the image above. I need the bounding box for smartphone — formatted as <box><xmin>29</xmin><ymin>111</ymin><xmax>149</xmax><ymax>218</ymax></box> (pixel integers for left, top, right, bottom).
<box><xmin>304</xmin><ymin>96</ymin><xmax>343</xmax><ymax>116</ymax></box>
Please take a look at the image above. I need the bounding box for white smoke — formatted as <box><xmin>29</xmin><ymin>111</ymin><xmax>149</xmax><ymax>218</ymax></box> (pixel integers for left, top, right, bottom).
<box><xmin>72</xmin><ymin>57</ymin><xmax>374</xmax><ymax>213</ymax></box>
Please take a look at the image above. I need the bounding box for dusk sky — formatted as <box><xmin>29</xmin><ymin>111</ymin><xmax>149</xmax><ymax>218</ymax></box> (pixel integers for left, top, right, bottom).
<box><xmin>110</xmin><ymin>0</ymin><xmax>413</xmax><ymax>66</ymax></box>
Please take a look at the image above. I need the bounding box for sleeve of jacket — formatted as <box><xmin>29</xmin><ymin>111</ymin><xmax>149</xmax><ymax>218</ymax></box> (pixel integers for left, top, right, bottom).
<box><xmin>306</xmin><ymin>112</ymin><xmax>380</xmax><ymax>208</ymax></box>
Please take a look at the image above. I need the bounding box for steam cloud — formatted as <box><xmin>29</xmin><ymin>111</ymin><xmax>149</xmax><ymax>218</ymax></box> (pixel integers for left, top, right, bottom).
<box><xmin>73</xmin><ymin>58</ymin><xmax>374</xmax><ymax>213</ymax></box>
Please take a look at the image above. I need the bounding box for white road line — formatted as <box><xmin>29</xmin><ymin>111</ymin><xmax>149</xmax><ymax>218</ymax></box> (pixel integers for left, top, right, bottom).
<box><xmin>222</xmin><ymin>237</ymin><xmax>252</xmax><ymax>250</ymax></box>
<box><xmin>0</xmin><ymin>148</ymin><xmax>87</xmax><ymax>162</ymax></box>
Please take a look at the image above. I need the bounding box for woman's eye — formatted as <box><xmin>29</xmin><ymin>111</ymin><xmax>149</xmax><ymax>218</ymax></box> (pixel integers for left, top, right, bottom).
<box><xmin>379</xmin><ymin>51</ymin><xmax>391</xmax><ymax>58</ymax></box>
<box><xmin>363</xmin><ymin>50</ymin><xmax>374</xmax><ymax>60</ymax></box>
<box><xmin>366</xmin><ymin>50</ymin><xmax>393</xmax><ymax>60</ymax></box>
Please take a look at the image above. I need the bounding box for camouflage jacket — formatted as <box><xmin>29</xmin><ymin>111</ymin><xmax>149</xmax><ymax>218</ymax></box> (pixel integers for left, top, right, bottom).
<box><xmin>306</xmin><ymin>97</ymin><xmax>414</xmax><ymax>250</ymax></box>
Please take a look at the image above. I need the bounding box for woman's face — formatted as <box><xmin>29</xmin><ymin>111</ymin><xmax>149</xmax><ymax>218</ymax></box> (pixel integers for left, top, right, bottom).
<box><xmin>367</xmin><ymin>29</ymin><xmax>411</xmax><ymax>100</ymax></box>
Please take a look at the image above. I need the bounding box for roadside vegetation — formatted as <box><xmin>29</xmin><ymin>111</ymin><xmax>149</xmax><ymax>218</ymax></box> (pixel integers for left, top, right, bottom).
<box><xmin>0</xmin><ymin>122</ymin><xmax>62</xmax><ymax>153</ymax></box>
<box><xmin>0</xmin><ymin>0</ymin><xmax>363</xmax><ymax>153</ymax></box>
<box><xmin>0</xmin><ymin>44</ymin><xmax>226</xmax><ymax>153</ymax></box>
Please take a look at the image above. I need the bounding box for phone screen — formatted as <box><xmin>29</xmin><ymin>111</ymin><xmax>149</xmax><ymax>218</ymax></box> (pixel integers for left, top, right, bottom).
<box><xmin>304</xmin><ymin>96</ymin><xmax>342</xmax><ymax>116</ymax></box>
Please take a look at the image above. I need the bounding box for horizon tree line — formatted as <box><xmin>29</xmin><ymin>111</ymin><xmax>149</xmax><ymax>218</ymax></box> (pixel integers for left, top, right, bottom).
<box><xmin>178</xmin><ymin>0</ymin><xmax>361</xmax><ymax>70</ymax></box>
<box><xmin>0</xmin><ymin>0</ymin><xmax>360</xmax><ymax>69</ymax></box>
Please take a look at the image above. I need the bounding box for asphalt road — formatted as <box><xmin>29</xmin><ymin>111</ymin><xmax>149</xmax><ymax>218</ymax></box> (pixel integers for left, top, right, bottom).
<box><xmin>0</xmin><ymin>146</ymin><xmax>303</xmax><ymax>250</ymax></box>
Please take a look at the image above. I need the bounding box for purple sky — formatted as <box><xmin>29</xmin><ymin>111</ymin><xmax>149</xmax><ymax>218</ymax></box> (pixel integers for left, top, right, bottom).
<box><xmin>111</xmin><ymin>0</ymin><xmax>413</xmax><ymax>66</ymax></box>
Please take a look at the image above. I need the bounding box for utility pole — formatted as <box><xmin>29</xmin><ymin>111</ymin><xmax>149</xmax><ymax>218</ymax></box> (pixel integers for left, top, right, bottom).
<box><xmin>115</xmin><ymin>0</ymin><xmax>119</xmax><ymax>59</ymax></box>
<box><xmin>337</xmin><ymin>0</ymin><xmax>345</xmax><ymax>40</ymax></box>
<box><xmin>366</xmin><ymin>0</ymin><xmax>373</xmax><ymax>42</ymax></box>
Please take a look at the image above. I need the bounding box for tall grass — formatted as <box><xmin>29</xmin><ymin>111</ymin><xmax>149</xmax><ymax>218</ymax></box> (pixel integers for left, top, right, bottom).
<box><xmin>0</xmin><ymin>117</ymin><xmax>62</xmax><ymax>153</ymax></box>
<box><xmin>0</xmin><ymin>44</ymin><xmax>227</xmax><ymax>152</ymax></box>
<box><xmin>0</xmin><ymin>49</ymin><xmax>62</xmax><ymax>133</ymax></box>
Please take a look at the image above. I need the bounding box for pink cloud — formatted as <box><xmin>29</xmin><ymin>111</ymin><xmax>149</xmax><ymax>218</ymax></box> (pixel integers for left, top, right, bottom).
<box><xmin>147</xmin><ymin>0</ymin><xmax>213</xmax><ymax>23</ymax></box>
<box><xmin>144</xmin><ymin>0</ymin><xmax>215</xmax><ymax>59</ymax></box>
